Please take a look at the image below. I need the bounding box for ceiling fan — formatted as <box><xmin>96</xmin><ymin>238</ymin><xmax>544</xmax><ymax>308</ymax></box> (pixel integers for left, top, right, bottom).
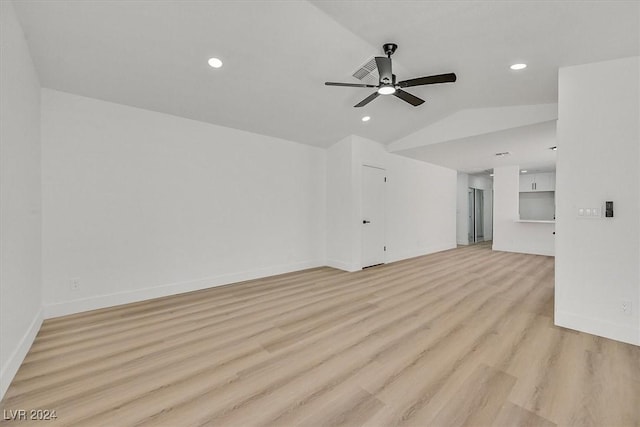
<box><xmin>325</xmin><ymin>43</ymin><xmax>457</xmax><ymax>108</ymax></box>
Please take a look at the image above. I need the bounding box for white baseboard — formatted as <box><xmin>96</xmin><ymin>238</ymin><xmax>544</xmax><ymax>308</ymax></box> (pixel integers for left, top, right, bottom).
<box><xmin>386</xmin><ymin>242</ymin><xmax>457</xmax><ymax>264</ymax></box>
<box><xmin>1</xmin><ymin>308</ymin><xmax>43</xmax><ymax>400</ymax></box>
<box><xmin>43</xmin><ymin>260</ymin><xmax>323</xmax><ymax>319</ymax></box>
<box><xmin>326</xmin><ymin>259</ymin><xmax>359</xmax><ymax>272</ymax></box>
<box><xmin>327</xmin><ymin>243</ymin><xmax>457</xmax><ymax>272</ymax></box>
<box><xmin>555</xmin><ymin>310</ymin><xmax>639</xmax><ymax>346</ymax></box>
<box><xmin>491</xmin><ymin>244</ymin><xmax>555</xmax><ymax>257</ymax></box>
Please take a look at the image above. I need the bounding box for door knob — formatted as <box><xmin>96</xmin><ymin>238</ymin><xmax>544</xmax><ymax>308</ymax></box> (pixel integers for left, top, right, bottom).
<box><xmin>363</xmin><ymin>220</ymin><xmax>371</xmax><ymax>224</ymax></box>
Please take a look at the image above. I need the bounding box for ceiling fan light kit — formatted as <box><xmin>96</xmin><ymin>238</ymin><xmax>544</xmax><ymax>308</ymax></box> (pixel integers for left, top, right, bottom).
<box><xmin>377</xmin><ymin>85</ymin><xmax>396</xmax><ymax>95</ymax></box>
<box><xmin>325</xmin><ymin>43</ymin><xmax>456</xmax><ymax>108</ymax></box>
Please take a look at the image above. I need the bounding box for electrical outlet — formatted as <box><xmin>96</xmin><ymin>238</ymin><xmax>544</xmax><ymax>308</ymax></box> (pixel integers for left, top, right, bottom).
<box><xmin>621</xmin><ymin>300</ymin><xmax>632</xmax><ymax>316</ymax></box>
<box><xmin>69</xmin><ymin>277</ymin><xmax>80</xmax><ymax>292</ymax></box>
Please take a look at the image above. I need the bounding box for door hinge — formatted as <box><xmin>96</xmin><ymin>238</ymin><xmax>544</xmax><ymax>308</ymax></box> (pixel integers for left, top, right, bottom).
<box><xmin>384</xmin><ymin>246</ymin><xmax>386</xmax><ymax>251</ymax></box>
<box><xmin>384</xmin><ymin>177</ymin><xmax>387</xmax><ymax>182</ymax></box>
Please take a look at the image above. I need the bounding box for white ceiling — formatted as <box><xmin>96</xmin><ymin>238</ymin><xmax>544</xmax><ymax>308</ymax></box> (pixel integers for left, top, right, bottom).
<box><xmin>12</xmin><ymin>0</ymin><xmax>640</xmax><ymax>166</ymax></box>
<box><xmin>397</xmin><ymin>120</ymin><xmax>558</xmax><ymax>174</ymax></box>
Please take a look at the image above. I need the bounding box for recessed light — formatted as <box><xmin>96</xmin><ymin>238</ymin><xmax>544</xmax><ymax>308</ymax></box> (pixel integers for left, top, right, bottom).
<box><xmin>361</xmin><ymin>116</ymin><xmax>371</xmax><ymax>122</ymax></box>
<box><xmin>521</xmin><ymin>170</ymin><xmax>528</xmax><ymax>173</ymax></box>
<box><xmin>208</xmin><ymin>57</ymin><xmax>223</xmax><ymax>68</ymax></box>
<box><xmin>550</xmin><ymin>146</ymin><xmax>557</xmax><ymax>151</ymax></box>
<box><xmin>510</xmin><ymin>63</ymin><xmax>527</xmax><ymax>70</ymax></box>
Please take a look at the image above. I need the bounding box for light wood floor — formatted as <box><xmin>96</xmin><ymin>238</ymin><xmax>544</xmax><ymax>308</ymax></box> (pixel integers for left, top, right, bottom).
<box><xmin>2</xmin><ymin>245</ymin><xmax>639</xmax><ymax>426</ymax></box>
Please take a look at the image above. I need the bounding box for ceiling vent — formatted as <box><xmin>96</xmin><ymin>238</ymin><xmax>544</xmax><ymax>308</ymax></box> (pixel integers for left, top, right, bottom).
<box><xmin>495</xmin><ymin>151</ymin><xmax>511</xmax><ymax>157</ymax></box>
<box><xmin>352</xmin><ymin>57</ymin><xmax>379</xmax><ymax>85</ymax></box>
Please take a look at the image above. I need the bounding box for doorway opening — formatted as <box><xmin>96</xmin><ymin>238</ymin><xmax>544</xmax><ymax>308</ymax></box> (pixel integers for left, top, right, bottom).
<box><xmin>468</xmin><ymin>187</ymin><xmax>488</xmax><ymax>244</ymax></box>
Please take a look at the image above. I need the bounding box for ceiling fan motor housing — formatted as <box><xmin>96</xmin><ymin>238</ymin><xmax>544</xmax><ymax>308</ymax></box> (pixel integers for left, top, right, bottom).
<box><xmin>324</xmin><ymin>42</ymin><xmax>456</xmax><ymax>108</ymax></box>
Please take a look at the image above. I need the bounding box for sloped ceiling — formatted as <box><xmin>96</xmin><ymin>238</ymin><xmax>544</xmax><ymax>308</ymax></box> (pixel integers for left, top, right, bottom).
<box><xmin>12</xmin><ymin>0</ymin><xmax>640</xmax><ymax>163</ymax></box>
<box><xmin>397</xmin><ymin>120</ymin><xmax>558</xmax><ymax>174</ymax></box>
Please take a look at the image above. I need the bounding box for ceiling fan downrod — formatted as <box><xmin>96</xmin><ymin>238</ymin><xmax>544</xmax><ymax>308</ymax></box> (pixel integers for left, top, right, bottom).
<box><xmin>383</xmin><ymin>43</ymin><xmax>398</xmax><ymax>58</ymax></box>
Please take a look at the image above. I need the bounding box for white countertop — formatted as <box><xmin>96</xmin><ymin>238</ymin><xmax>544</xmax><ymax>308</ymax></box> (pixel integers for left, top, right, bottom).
<box><xmin>515</xmin><ymin>219</ymin><xmax>556</xmax><ymax>224</ymax></box>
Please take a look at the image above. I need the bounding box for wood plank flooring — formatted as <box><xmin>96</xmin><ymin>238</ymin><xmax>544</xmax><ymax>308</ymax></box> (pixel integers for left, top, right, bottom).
<box><xmin>2</xmin><ymin>244</ymin><xmax>639</xmax><ymax>426</ymax></box>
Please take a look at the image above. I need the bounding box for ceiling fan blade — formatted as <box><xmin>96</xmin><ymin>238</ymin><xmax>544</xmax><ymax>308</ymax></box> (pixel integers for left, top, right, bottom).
<box><xmin>325</xmin><ymin>82</ymin><xmax>377</xmax><ymax>88</ymax></box>
<box><xmin>398</xmin><ymin>73</ymin><xmax>457</xmax><ymax>88</ymax></box>
<box><xmin>375</xmin><ymin>57</ymin><xmax>393</xmax><ymax>85</ymax></box>
<box><xmin>354</xmin><ymin>92</ymin><xmax>380</xmax><ymax>108</ymax></box>
<box><xmin>394</xmin><ymin>89</ymin><xmax>425</xmax><ymax>106</ymax></box>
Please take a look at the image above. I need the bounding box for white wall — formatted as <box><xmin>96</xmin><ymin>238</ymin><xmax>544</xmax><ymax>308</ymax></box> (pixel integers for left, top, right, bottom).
<box><xmin>384</xmin><ymin>151</ymin><xmax>457</xmax><ymax>262</ymax></box>
<box><xmin>41</xmin><ymin>89</ymin><xmax>326</xmax><ymax>317</ymax></box>
<box><xmin>519</xmin><ymin>191</ymin><xmax>555</xmax><ymax>221</ymax></box>
<box><xmin>326</xmin><ymin>136</ymin><xmax>357</xmax><ymax>271</ymax></box>
<box><xmin>492</xmin><ymin>165</ymin><xmax>555</xmax><ymax>256</ymax></box>
<box><xmin>556</xmin><ymin>57</ymin><xmax>639</xmax><ymax>345</ymax></box>
<box><xmin>326</xmin><ymin>135</ymin><xmax>456</xmax><ymax>271</ymax></box>
<box><xmin>0</xmin><ymin>1</ymin><xmax>43</xmax><ymax>398</ymax></box>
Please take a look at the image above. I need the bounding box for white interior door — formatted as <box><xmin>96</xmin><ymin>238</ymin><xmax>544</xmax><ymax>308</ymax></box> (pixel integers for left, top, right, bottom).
<box><xmin>362</xmin><ymin>165</ymin><xmax>386</xmax><ymax>268</ymax></box>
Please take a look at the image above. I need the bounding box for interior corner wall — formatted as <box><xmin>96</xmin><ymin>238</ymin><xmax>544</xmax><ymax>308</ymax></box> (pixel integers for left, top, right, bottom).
<box><xmin>0</xmin><ymin>0</ymin><xmax>43</xmax><ymax>399</ymax></box>
<box><xmin>555</xmin><ymin>56</ymin><xmax>640</xmax><ymax>345</ymax></box>
<box><xmin>456</xmin><ymin>172</ymin><xmax>469</xmax><ymax>245</ymax></box>
<box><xmin>383</xmin><ymin>147</ymin><xmax>457</xmax><ymax>262</ymax></box>
<box><xmin>326</xmin><ymin>135</ymin><xmax>457</xmax><ymax>271</ymax></box>
<box><xmin>493</xmin><ymin>165</ymin><xmax>555</xmax><ymax>256</ymax></box>
<box><xmin>326</xmin><ymin>135</ymin><xmax>358</xmax><ymax>271</ymax></box>
<box><xmin>41</xmin><ymin>89</ymin><xmax>327</xmax><ymax>318</ymax></box>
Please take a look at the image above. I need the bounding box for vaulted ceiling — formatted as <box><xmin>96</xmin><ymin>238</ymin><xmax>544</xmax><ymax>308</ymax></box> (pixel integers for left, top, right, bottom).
<box><xmin>12</xmin><ymin>0</ymin><xmax>640</xmax><ymax>170</ymax></box>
